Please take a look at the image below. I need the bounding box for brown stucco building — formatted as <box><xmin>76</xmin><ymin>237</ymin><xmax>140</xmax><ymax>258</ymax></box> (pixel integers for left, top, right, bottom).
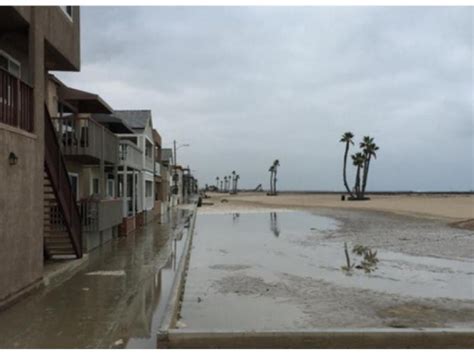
<box><xmin>0</xmin><ymin>6</ymin><xmax>81</xmax><ymax>308</ymax></box>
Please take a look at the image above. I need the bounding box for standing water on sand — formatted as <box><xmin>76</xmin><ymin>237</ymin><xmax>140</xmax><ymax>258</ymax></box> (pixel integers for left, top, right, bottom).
<box><xmin>179</xmin><ymin>211</ymin><xmax>474</xmax><ymax>330</ymax></box>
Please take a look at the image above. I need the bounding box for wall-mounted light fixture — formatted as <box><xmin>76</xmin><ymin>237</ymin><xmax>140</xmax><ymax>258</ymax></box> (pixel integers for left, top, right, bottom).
<box><xmin>8</xmin><ymin>152</ymin><xmax>18</xmax><ymax>166</ymax></box>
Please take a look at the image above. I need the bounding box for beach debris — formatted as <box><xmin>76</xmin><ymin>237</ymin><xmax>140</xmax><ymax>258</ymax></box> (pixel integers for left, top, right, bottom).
<box><xmin>341</xmin><ymin>243</ymin><xmax>379</xmax><ymax>274</ymax></box>
<box><xmin>82</xmin><ymin>287</ymin><xmax>90</xmax><ymax>291</ymax></box>
<box><xmin>176</xmin><ymin>320</ymin><xmax>187</xmax><ymax>328</ymax></box>
<box><xmin>221</xmin><ymin>199</ymin><xmax>229</xmax><ymax>203</ymax></box>
<box><xmin>113</xmin><ymin>339</ymin><xmax>124</xmax><ymax>347</ymax></box>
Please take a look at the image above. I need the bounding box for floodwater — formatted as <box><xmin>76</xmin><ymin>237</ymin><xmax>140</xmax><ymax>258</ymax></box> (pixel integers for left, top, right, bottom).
<box><xmin>0</xmin><ymin>208</ymin><xmax>193</xmax><ymax>349</ymax></box>
<box><xmin>179</xmin><ymin>211</ymin><xmax>474</xmax><ymax>330</ymax></box>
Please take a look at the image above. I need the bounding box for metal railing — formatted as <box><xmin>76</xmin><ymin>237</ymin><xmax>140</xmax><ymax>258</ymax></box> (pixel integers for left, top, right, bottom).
<box><xmin>0</xmin><ymin>68</ymin><xmax>33</xmax><ymax>132</ymax></box>
<box><xmin>53</xmin><ymin>115</ymin><xmax>119</xmax><ymax>164</ymax></box>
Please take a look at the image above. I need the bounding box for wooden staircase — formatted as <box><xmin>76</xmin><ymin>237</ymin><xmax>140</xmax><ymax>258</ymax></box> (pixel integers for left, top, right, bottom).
<box><xmin>44</xmin><ymin>106</ymin><xmax>82</xmax><ymax>259</ymax></box>
<box><xmin>43</xmin><ymin>172</ymin><xmax>77</xmax><ymax>257</ymax></box>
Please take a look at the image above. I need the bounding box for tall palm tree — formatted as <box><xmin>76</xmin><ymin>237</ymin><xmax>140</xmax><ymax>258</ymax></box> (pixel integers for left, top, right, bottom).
<box><xmin>360</xmin><ymin>136</ymin><xmax>379</xmax><ymax>198</ymax></box>
<box><xmin>224</xmin><ymin>176</ymin><xmax>228</xmax><ymax>192</ymax></box>
<box><xmin>272</xmin><ymin>159</ymin><xmax>280</xmax><ymax>195</ymax></box>
<box><xmin>268</xmin><ymin>165</ymin><xmax>274</xmax><ymax>195</ymax></box>
<box><xmin>234</xmin><ymin>174</ymin><xmax>240</xmax><ymax>193</ymax></box>
<box><xmin>220</xmin><ymin>180</ymin><xmax>223</xmax><ymax>191</ymax></box>
<box><xmin>216</xmin><ymin>176</ymin><xmax>219</xmax><ymax>191</ymax></box>
<box><xmin>231</xmin><ymin>171</ymin><xmax>236</xmax><ymax>193</ymax></box>
<box><xmin>340</xmin><ymin>132</ymin><xmax>355</xmax><ymax>198</ymax></box>
<box><xmin>351</xmin><ymin>152</ymin><xmax>365</xmax><ymax>199</ymax></box>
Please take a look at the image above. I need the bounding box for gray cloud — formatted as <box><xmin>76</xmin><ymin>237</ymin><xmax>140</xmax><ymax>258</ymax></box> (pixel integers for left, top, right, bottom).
<box><xmin>57</xmin><ymin>6</ymin><xmax>473</xmax><ymax>191</ymax></box>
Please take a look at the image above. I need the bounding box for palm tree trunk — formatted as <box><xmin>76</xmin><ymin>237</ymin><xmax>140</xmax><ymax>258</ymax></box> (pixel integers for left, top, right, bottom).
<box><xmin>273</xmin><ymin>170</ymin><xmax>277</xmax><ymax>195</ymax></box>
<box><xmin>355</xmin><ymin>166</ymin><xmax>361</xmax><ymax>199</ymax></box>
<box><xmin>343</xmin><ymin>143</ymin><xmax>354</xmax><ymax>198</ymax></box>
<box><xmin>269</xmin><ymin>171</ymin><xmax>273</xmax><ymax>195</ymax></box>
<box><xmin>361</xmin><ymin>156</ymin><xmax>371</xmax><ymax>198</ymax></box>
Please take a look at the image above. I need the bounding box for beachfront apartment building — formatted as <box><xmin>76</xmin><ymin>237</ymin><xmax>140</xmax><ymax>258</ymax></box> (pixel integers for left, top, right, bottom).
<box><xmin>95</xmin><ymin>110</ymin><xmax>157</xmax><ymax>234</ymax></box>
<box><xmin>113</xmin><ymin>110</ymin><xmax>155</xmax><ymax>225</ymax></box>
<box><xmin>0</xmin><ymin>6</ymin><xmax>82</xmax><ymax>308</ymax></box>
<box><xmin>160</xmin><ymin>148</ymin><xmax>173</xmax><ymax>213</ymax></box>
<box><xmin>46</xmin><ymin>75</ymin><xmax>123</xmax><ymax>252</ymax></box>
<box><xmin>152</xmin><ymin>129</ymin><xmax>162</xmax><ymax>220</ymax></box>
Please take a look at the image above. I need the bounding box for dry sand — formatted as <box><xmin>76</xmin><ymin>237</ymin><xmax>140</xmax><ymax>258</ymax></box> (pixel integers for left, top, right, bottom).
<box><xmin>202</xmin><ymin>192</ymin><xmax>474</xmax><ymax>223</ymax></box>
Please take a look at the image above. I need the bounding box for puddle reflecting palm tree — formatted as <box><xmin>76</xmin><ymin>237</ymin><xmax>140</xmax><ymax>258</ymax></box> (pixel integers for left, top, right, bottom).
<box><xmin>269</xmin><ymin>212</ymin><xmax>280</xmax><ymax>237</ymax></box>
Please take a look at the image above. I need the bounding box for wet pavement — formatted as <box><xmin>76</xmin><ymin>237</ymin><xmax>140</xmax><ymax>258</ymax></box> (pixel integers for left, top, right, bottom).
<box><xmin>179</xmin><ymin>210</ymin><xmax>474</xmax><ymax>330</ymax></box>
<box><xmin>0</xmin><ymin>207</ymin><xmax>194</xmax><ymax>349</ymax></box>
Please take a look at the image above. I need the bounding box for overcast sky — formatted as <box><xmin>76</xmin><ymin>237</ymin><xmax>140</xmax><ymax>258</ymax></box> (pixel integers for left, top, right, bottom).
<box><xmin>58</xmin><ymin>6</ymin><xmax>473</xmax><ymax>191</ymax></box>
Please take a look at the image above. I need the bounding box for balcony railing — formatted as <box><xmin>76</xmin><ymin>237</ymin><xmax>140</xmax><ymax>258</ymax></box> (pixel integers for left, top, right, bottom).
<box><xmin>0</xmin><ymin>68</ymin><xmax>33</xmax><ymax>132</ymax></box>
<box><xmin>53</xmin><ymin>115</ymin><xmax>119</xmax><ymax>164</ymax></box>
<box><xmin>119</xmin><ymin>140</ymin><xmax>142</xmax><ymax>170</ymax></box>
<box><xmin>145</xmin><ymin>155</ymin><xmax>154</xmax><ymax>172</ymax></box>
<box><xmin>79</xmin><ymin>198</ymin><xmax>123</xmax><ymax>232</ymax></box>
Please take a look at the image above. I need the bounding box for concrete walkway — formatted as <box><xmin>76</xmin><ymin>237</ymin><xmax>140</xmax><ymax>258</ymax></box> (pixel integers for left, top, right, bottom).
<box><xmin>0</xmin><ymin>207</ymin><xmax>194</xmax><ymax>349</ymax></box>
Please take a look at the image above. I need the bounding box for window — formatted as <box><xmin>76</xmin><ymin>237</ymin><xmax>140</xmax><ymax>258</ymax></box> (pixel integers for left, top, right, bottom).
<box><xmin>107</xmin><ymin>179</ymin><xmax>115</xmax><ymax>198</ymax></box>
<box><xmin>0</xmin><ymin>51</ymin><xmax>21</xmax><ymax>78</ymax></box>
<box><xmin>145</xmin><ymin>141</ymin><xmax>153</xmax><ymax>158</ymax></box>
<box><xmin>91</xmin><ymin>177</ymin><xmax>100</xmax><ymax>195</ymax></box>
<box><xmin>68</xmin><ymin>173</ymin><xmax>79</xmax><ymax>200</ymax></box>
<box><xmin>60</xmin><ymin>6</ymin><xmax>73</xmax><ymax>20</ymax></box>
<box><xmin>0</xmin><ymin>51</ymin><xmax>21</xmax><ymax>108</ymax></box>
<box><xmin>145</xmin><ymin>181</ymin><xmax>153</xmax><ymax>197</ymax></box>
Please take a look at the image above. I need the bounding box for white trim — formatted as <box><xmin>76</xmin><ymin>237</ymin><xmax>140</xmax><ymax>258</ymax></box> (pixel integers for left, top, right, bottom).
<box><xmin>90</xmin><ymin>176</ymin><xmax>100</xmax><ymax>195</ymax></box>
<box><xmin>59</xmin><ymin>6</ymin><xmax>74</xmax><ymax>21</ymax></box>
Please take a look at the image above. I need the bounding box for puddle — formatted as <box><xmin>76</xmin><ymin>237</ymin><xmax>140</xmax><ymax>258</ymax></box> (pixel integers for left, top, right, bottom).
<box><xmin>86</xmin><ymin>270</ymin><xmax>126</xmax><ymax>277</ymax></box>
<box><xmin>0</xmin><ymin>208</ymin><xmax>194</xmax><ymax>349</ymax></box>
<box><xmin>179</xmin><ymin>211</ymin><xmax>474</xmax><ymax>330</ymax></box>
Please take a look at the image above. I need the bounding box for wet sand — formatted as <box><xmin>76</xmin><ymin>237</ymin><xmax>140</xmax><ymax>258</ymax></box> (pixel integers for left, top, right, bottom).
<box><xmin>179</xmin><ymin>195</ymin><xmax>474</xmax><ymax>331</ymax></box>
<box><xmin>202</xmin><ymin>192</ymin><xmax>474</xmax><ymax>222</ymax></box>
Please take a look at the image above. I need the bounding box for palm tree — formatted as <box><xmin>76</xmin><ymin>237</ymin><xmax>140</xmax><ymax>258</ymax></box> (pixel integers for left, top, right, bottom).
<box><xmin>351</xmin><ymin>152</ymin><xmax>365</xmax><ymax>199</ymax></box>
<box><xmin>224</xmin><ymin>176</ymin><xmax>228</xmax><ymax>192</ymax></box>
<box><xmin>268</xmin><ymin>165</ymin><xmax>274</xmax><ymax>195</ymax></box>
<box><xmin>272</xmin><ymin>159</ymin><xmax>280</xmax><ymax>195</ymax></box>
<box><xmin>216</xmin><ymin>176</ymin><xmax>220</xmax><ymax>191</ymax></box>
<box><xmin>340</xmin><ymin>132</ymin><xmax>355</xmax><ymax>198</ymax></box>
<box><xmin>220</xmin><ymin>179</ymin><xmax>223</xmax><ymax>191</ymax></box>
<box><xmin>359</xmin><ymin>136</ymin><xmax>379</xmax><ymax>198</ymax></box>
<box><xmin>234</xmin><ymin>174</ymin><xmax>240</xmax><ymax>194</ymax></box>
<box><xmin>231</xmin><ymin>171</ymin><xmax>236</xmax><ymax>193</ymax></box>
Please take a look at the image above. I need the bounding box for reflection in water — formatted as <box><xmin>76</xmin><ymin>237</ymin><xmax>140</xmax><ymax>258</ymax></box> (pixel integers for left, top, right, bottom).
<box><xmin>270</xmin><ymin>212</ymin><xmax>280</xmax><ymax>237</ymax></box>
<box><xmin>0</xmin><ymin>208</ymin><xmax>193</xmax><ymax>349</ymax></box>
<box><xmin>232</xmin><ymin>213</ymin><xmax>240</xmax><ymax>223</ymax></box>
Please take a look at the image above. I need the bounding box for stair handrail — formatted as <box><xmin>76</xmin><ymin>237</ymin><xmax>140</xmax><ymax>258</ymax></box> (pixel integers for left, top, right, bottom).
<box><xmin>44</xmin><ymin>105</ymin><xmax>82</xmax><ymax>258</ymax></box>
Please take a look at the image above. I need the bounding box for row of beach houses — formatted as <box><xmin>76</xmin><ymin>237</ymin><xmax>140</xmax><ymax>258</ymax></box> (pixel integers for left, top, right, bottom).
<box><xmin>0</xmin><ymin>6</ymin><xmax>197</xmax><ymax>309</ymax></box>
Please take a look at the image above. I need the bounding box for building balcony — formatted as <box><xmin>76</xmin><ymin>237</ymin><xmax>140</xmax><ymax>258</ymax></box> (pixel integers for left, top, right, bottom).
<box><xmin>144</xmin><ymin>156</ymin><xmax>154</xmax><ymax>172</ymax></box>
<box><xmin>119</xmin><ymin>140</ymin><xmax>142</xmax><ymax>170</ymax></box>
<box><xmin>0</xmin><ymin>68</ymin><xmax>34</xmax><ymax>132</ymax></box>
<box><xmin>79</xmin><ymin>198</ymin><xmax>123</xmax><ymax>232</ymax></box>
<box><xmin>53</xmin><ymin>115</ymin><xmax>119</xmax><ymax>165</ymax></box>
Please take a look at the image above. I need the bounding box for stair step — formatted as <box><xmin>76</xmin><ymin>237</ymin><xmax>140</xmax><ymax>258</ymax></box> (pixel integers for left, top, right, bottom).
<box><xmin>46</xmin><ymin>250</ymin><xmax>76</xmax><ymax>255</ymax></box>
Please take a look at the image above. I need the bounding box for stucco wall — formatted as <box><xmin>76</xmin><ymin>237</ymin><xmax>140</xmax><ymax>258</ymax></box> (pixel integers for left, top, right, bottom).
<box><xmin>0</xmin><ymin>6</ymin><xmax>80</xmax><ymax>306</ymax></box>
<box><xmin>0</xmin><ymin>17</ymin><xmax>46</xmax><ymax>304</ymax></box>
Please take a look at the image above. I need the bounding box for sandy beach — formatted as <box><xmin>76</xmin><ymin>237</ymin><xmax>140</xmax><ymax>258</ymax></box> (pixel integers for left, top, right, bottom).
<box><xmin>182</xmin><ymin>193</ymin><xmax>474</xmax><ymax>331</ymax></box>
<box><xmin>201</xmin><ymin>192</ymin><xmax>474</xmax><ymax>224</ymax></box>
